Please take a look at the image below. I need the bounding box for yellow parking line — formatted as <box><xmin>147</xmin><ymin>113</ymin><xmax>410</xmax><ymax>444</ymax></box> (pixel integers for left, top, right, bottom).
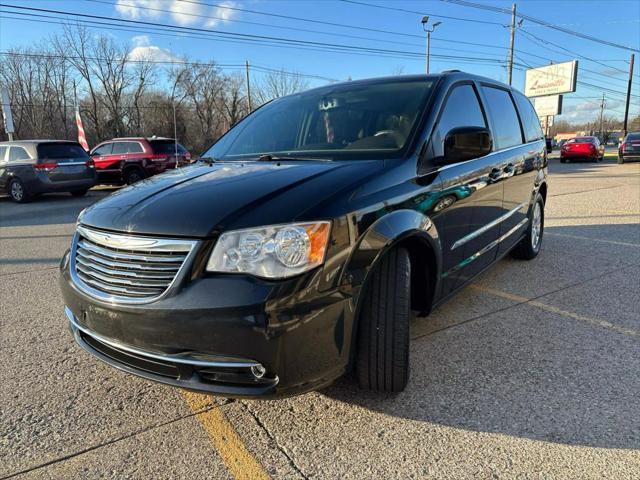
<box><xmin>470</xmin><ymin>285</ymin><xmax>639</xmax><ymax>339</ymax></box>
<box><xmin>181</xmin><ymin>391</ymin><xmax>270</xmax><ymax>480</ymax></box>
<box><xmin>545</xmin><ymin>232</ymin><xmax>640</xmax><ymax>248</ymax></box>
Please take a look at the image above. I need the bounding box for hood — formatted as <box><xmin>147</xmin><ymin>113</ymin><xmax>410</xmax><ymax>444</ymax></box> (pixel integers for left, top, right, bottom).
<box><xmin>80</xmin><ymin>160</ymin><xmax>380</xmax><ymax>237</ymax></box>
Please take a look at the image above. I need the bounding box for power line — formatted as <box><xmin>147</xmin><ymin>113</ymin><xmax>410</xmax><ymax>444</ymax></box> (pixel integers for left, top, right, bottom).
<box><xmin>0</xmin><ymin>7</ymin><xmax>513</xmax><ymax>66</ymax></box>
<box><xmin>338</xmin><ymin>0</ymin><xmax>508</xmax><ymax>26</ymax></box>
<box><xmin>442</xmin><ymin>0</ymin><xmax>640</xmax><ymax>53</ymax></box>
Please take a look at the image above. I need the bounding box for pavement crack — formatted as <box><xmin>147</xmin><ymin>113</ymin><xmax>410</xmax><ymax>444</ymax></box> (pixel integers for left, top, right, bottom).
<box><xmin>549</xmin><ymin>184</ymin><xmax>626</xmax><ymax>198</ymax></box>
<box><xmin>242</xmin><ymin>402</ymin><xmax>309</xmax><ymax>480</ymax></box>
<box><xmin>0</xmin><ymin>403</ymin><xmax>228</xmax><ymax>480</ymax></box>
<box><xmin>0</xmin><ymin>266</ymin><xmax>58</xmax><ymax>277</ymax></box>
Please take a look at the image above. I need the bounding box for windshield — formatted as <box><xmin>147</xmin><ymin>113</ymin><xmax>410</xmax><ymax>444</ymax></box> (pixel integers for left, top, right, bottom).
<box><xmin>150</xmin><ymin>140</ymin><xmax>187</xmax><ymax>154</ymax></box>
<box><xmin>204</xmin><ymin>79</ymin><xmax>434</xmax><ymax>161</ymax></box>
<box><xmin>567</xmin><ymin>137</ymin><xmax>594</xmax><ymax>144</ymax></box>
<box><xmin>37</xmin><ymin>143</ymin><xmax>89</xmax><ymax>160</ymax></box>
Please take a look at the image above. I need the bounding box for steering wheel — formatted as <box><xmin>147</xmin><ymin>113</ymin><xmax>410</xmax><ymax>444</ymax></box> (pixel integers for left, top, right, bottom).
<box><xmin>373</xmin><ymin>130</ymin><xmax>402</xmax><ymax>146</ymax></box>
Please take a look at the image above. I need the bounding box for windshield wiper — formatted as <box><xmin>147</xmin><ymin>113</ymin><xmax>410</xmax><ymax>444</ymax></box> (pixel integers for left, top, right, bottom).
<box><xmin>258</xmin><ymin>153</ymin><xmax>332</xmax><ymax>162</ymax></box>
<box><xmin>198</xmin><ymin>156</ymin><xmax>217</xmax><ymax>165</ymax></box>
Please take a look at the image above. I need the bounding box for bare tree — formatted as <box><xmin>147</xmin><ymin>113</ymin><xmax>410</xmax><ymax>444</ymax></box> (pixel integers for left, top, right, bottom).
<box><xmin>255</xmin><ymin>69</ymin><xmax>309</xmax><ymax>105</ymax></box>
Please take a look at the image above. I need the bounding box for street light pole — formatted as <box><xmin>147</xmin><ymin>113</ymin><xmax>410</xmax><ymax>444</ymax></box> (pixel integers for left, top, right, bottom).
<box><xmin>421</xmin><ymin>17</ymin><xmax>442</xmax><ymax>75</ymax></box>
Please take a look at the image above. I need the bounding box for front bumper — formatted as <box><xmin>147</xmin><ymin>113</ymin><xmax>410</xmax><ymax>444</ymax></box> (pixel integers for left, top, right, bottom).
<box><xmin>60</xmin><ymin>252</ymin><xmax>355</xmax><ymax>399</ymax></box>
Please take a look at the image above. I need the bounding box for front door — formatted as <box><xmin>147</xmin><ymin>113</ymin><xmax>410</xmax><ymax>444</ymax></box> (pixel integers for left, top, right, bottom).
<box><xmin>426</xmin><ymin>82</ymin><xmax>505</xmax><ymax>296</ymax></box>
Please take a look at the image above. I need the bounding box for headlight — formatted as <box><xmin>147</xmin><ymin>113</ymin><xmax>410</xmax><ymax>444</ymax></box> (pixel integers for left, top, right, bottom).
<box><xmin>206</xmin><ymin>221</ymin><xmax>331</xmax><ymax>279</ymax></box>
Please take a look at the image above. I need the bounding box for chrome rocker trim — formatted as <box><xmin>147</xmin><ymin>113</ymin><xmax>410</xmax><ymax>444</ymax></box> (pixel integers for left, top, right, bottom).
<box><xmin>451</xmin><ymin>202</ymin><xmax>526</xmax><ymax>250</ymax></box>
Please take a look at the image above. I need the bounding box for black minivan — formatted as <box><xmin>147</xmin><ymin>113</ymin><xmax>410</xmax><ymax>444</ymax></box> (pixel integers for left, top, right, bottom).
<box><xmin>0</xmin><ymin>140</ymin><xmax>96</xmax><ymax>202</ymax></box>
<box><xmin>60</xmin><ymin>72</ymin><xmax>548</xmax><ymax>398</ymax></box>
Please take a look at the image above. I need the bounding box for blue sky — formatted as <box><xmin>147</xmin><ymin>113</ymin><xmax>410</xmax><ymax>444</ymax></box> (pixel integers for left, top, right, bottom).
<box><xmin>1</xmin><ymin>0</ymin><xmax>638</xmax><ymax>123</ymax></box>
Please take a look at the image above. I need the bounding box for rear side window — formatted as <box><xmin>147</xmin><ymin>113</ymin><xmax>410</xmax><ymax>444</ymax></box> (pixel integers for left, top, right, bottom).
<box><xmin>0</xmin><ymin>146</ymin><xmax>7</xmax><ymax>162</ymax></box>
<box><xmin>149</xmin><ymin>140</ymin><xmax>187</xmax><ymax>154</ymax></box>
<box><xmin>127</xmin><ymin>142</ymin><xmax>144</xmax><ymax>153</ymax></box>
<box><xmin>38</xmin><ymin>143</ymin><xmax>89</xmax><ymax>161</ymax></box>
<box><xmin>92</xmin><ymin>143</ymin><xmax>113</xmax><ymax>156</ymax></box>
<box><xmin>111</xmin><ymin>142</ymin><xmax>128</xmax><ymax>154</ymax></box>
<box><xmin>513</xmin><ymin>91</ymin><xmax>543</xmax><ymax>143</ymax></box>
<box><xmin>8</xmin><ymin>146</ymin><xmax>30</xmax><ymax>162</ymax></box>
<box><xmin>432</xmin><ymin>84</ymin><xmax>486</xmax><ymax>160</ymax></box>
<box><xmin>481</xmin><ymin>86</ymin><xmax>523</xmax><ymax>150</ymax></box>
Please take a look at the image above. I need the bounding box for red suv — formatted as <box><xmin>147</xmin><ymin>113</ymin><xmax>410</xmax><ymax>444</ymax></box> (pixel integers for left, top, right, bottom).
<box><xmin>90</xmin><ymin>137</ymin><xmax>191</xmax><ymax>184</ymax></box>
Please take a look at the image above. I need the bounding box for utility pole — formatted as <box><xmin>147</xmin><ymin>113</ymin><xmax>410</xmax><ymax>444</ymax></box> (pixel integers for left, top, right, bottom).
<box><xmin>421</xmin><ymin>17</ymin><xmax>442</xmax><ymax>74</ymax></box>
<box><xmin>622</xmin><ymin>53</ymin><xmax>635</xmax><ymax>137</ymax></box>
<box><xmin>245</xmin><ymin>60</ymin><xmax>252</xmax><ymax>112</ymax></box>
<box><xmin>599</xmin><ymin>93</ymin><xmax>606</xmax><ymax>142</ymax></box>
<box><xmin>507</xmin><ymin>3</ymin><xmax>516</xmax><ymax>85</ymax></box>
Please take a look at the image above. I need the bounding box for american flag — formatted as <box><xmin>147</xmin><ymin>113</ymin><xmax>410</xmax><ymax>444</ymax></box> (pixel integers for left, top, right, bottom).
<box><xmin>75</xmin><ymin>107</ymin><xmax>89</xmax><ymax>151</ymax></box>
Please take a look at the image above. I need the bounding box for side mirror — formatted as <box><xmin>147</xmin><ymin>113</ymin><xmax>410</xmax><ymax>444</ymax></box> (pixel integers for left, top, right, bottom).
<box><xmin>442</xmin><ymin>127</ymin><xmax>492</xmax><ymax>164</ymax></box>
<box><xmin>545</xmin><ymin>137</ymin><xmax>553</xmax><ymax>154</ymax></box>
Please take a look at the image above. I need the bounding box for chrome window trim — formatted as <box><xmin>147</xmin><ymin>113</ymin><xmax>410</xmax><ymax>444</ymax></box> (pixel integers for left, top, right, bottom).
<box><xmin>451</xmin><ymin>202</ymin><xmax>527</xmax><ymax>250</ymax></box>
<box><xmin>65</xmin><ymin>307</ymin><xmax>261</xmax><ymax>368</ymax></box>
<box><xmin>54</xmin><ymin>161</ymin><xmax>90</xmax><ymax>166</ymax></box>
<box><xmin>70</xmin><ymin>225</ymin><xmax>198</xmax><ymax>305</ymax></box>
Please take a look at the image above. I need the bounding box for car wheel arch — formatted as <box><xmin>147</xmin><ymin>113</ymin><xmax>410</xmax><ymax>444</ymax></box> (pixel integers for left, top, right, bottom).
<box><xmin>341</xmin><ymin>209</ymin><xmax>442</xmax><ymax>366</ymax></box>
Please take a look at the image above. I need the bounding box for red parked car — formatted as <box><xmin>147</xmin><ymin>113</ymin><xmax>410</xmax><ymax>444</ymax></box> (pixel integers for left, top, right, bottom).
<box><xmin>560</xmin><ymin>136</ymin><xmax>604</xmax><ymax>163</ymax></box>
<box><xmin>90</xmin><ymin>137</ymin><xmax>191</xmax><ymax>184</ymax></box>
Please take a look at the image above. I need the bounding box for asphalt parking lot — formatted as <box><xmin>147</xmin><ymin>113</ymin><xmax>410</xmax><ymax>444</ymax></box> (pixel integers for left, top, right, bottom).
<box><xmin>1</xmin><ymin>152</ymin><xmax>639</xmax><ymax>479</ymax></box>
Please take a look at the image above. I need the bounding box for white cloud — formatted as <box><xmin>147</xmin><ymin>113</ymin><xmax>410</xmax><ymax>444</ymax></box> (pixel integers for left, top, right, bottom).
<box><xmin>205</xmin><ymin>1</ymin><xmax>238</xmax><ymax>28</ymax></box>
<box><xmin>170</xmin><ymin>0</ymin><xmax>204</xmax><ymax>26</ymax></box>
<box><xmin>128</xmin><ymin>35</ymin><xmax>180</xmax><ymax>63</ymax></box>
<box><xmin>114</xmin><ymin>0</ymin><xmax>238</xmax><ymax>28</ymax></box>
<box><xmin>115</xmin><ymin>0</ymin><xmax>162</xmax><ymax>20</ymax></box>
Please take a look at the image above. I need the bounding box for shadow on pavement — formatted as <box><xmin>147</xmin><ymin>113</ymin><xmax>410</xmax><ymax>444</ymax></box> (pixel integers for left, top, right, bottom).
<box><xmin>322</xmin><ymin>223</ymin><xmax>639</xmax><ymax>450</ymax></box>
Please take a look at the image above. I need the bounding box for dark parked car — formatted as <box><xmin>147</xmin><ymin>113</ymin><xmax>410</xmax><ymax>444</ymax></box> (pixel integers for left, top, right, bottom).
<box><xmin>560</xmin><ymin>136</ymin><xmax>604</xmax><ymax>163</ymax></box>
<box><xmin>90</xmin><ymin>137</ymin><xmax>191</xmax><ymax>185</ymax></box>
<box><xmin>618</xmin><ymin>132</ymin><xmax>640</xmax><ymax>164</ymax></box>
<box><xmin>0</xmin><ymin>140</ymin><xmax>96</xmax><ymax>203</ymax></box>
<box><xmin>61</xmin><ymin>72</ymin><xmax>548</xmax><ymax>398</ymax></box>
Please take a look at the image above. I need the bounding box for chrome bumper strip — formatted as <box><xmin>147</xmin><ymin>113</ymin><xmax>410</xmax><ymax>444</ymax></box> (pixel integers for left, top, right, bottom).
<box><xmin>65</xmin><ymin>306</ymin><xmax>261</xmax><ymax>368</ymax></box>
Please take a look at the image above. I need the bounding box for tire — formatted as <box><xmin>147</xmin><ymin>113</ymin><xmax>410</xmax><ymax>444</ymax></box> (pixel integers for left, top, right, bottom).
<box><xmin>511</xmin><ymin>194</ymin><xmax>544</xmax><ymax>260</ymax></box>
<box><xmin>8</xmin><ymin>178</ymin><xmax>31</xmax><ymax>203</ymax></box>
<box><xmin>560</xmin><ymin>158</ymin><xmax>566</xmax><ymax>163</ymax></box>
<box><xmin>124</xmin><ymin>167</ymin><xmax>145</xmax><ymax>185</ymax></box>
<box><xmin>356</xmin><ymin>247</ymin><xmax>411</xmax><ymax>393</ymax></box>
<box><xmin>70</xmin><ymin>189</ymin><xmax>89</xmax><ymax>197</ymax></box>
<box><xmin>618</xmin><ymin>156</ymin><xmax>624</xmax><ymax>164</ymax></box>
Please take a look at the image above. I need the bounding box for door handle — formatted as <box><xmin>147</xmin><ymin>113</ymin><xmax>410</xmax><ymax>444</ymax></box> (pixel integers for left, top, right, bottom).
<box><xmin>489</xmin><ymin>168</ymin><xmax>502</xmax><ymax>180</ymax></box>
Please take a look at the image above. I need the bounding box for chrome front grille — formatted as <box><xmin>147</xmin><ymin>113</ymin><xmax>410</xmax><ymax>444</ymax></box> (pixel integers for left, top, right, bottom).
<box><xmin>71</xmin><ymin>225</ymin><xmax>197</xmax><ymax>303</ymax></box>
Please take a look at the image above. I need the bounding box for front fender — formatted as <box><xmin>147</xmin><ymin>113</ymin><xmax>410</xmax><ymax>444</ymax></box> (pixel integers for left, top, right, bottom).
<box><xmin>341</xmin><ymin>209</ymin><xmax>442</xmax><ymax>290</ymax></box>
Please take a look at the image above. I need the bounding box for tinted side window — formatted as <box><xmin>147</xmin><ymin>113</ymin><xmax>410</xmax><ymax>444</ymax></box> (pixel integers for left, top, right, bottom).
<box><xmin>93</xmin><ymin>143</ymin><xmax>113</xmax><ymax>156</ymax></box>
<box><xmin>127</xmin><ymin>142</ymin><xmax>144</xmax><ymax>153</ymax></box>
<box><xmin>9</xmin><ymin>147</ymin><xmax>30</xmax><ymax>162</ymax></box>
<box><xmin>481</xmin><ymin>86</ymin><xmax>523</xmax><ymax>150</ymax></box>
<box><xmin>513</xmin><ymin>91</ymin><xmax>543</xmax><ymax>143</ymax></box>
<box><xmin>0</xmin><ymin>146</ymin><xmax>7</xmax><ymax>163</ymax></box>
<box><xmin>433</xmin><ymin>84</ymin><xmax>486</xmax><ymax>160</ymax></box>
<box><xmin>111</xmin><ymin>142</ymin><xmax>128</xmax><ymax>154</ymax></box>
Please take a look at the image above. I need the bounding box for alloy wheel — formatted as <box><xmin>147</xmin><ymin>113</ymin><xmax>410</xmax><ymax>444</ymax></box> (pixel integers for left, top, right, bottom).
<box><xmin>531</xmin><ymin>202</ymin><xmax>542</xmax><ymax>251</ymax></box>
<box><xmin>10</xmin><ymin>181</ymin><xmax>23</xmax><ymax>201</ymax></box>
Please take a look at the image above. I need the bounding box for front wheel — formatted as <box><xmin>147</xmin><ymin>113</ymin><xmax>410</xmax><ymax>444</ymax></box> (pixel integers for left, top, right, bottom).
<box><xmin>618</xmin><ymin>156</ymin><xmax>624</xmax><ymax>164</ymax></box>
<box><xmin>356</xmin><ymin>247</ymin><xmax>411</xmax><ymax>393</ymax></box>
<box><xmin>511</xmin><ymin>194</ymin><xmax>544</xmax><ymax>260</ymax></box>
